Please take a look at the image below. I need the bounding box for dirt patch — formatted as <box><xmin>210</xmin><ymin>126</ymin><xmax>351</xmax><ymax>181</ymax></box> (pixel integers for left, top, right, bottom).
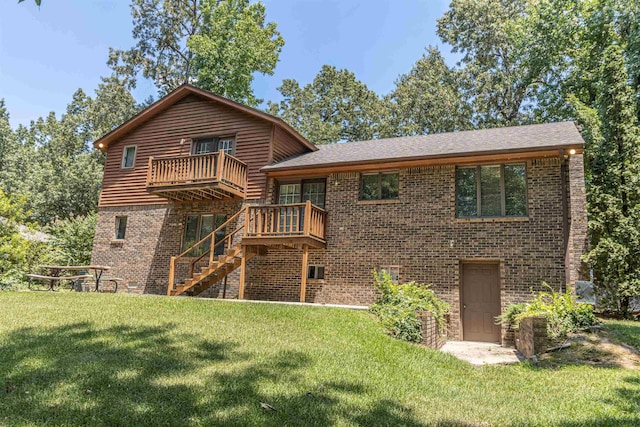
<box><xmin>539</xmin><ymin>327</ymin><xmax>640</xmax><ymax>369</ymax></box>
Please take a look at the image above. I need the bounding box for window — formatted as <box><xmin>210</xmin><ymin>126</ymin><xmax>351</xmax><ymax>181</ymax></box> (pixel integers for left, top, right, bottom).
<box><xmin>379</xmin><ymin>266</ymin><xmax>400</xmax><ymax>283</ymax></box>
<box><xmin>307</xmin><ymin>265</ymin><xmax>325</xmax><ymax>280</ymax></box>
<box><xmin>277</xmin><ymin>180</ymin><xmax>326</xmax><ymax>208</ymax></box>
<box><xmin>115</xmin><ymin>216</ymin><xmax>127</xmax><ymax>240</ymax></box>
<box><xmin>122</xmin><ymin>146</ymin><xmax>136</xmax><ymax>168</ymax></box>
<box><xmin>360</xmin><ymin>172</ymin><xmax>399</xmax><ymax>200</ymax></box>
<box><xmin>192</xmin><ymin>137</ymin><xmax>235</xmax><ymax>155</ymax></box>
<box><xmin>278</xmin><ymin>183</ymin><xmax>301</xmax><ymax>204</ymax></box>
<box><xmin>217</xmin><ymin>138</ymin><xmax>234</xmax><ymax>154</ymax></box>
<box><xmin>456</xmin><ymin>164</ymin><xmax>527</xmax><ymax>218</ymax></box>
<box><xmin>182</xmin><ymin>213</ymin><xmax>227</xmax><ymax>256</ymax></box>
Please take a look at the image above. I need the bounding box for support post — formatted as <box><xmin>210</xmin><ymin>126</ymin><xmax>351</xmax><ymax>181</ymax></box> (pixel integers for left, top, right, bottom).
<box><xmin>238</xmin><ymin>248</ymin><xmax>246</xmax><ymax>300</ymax></box>
<box><xmin>168</xmin><ymin>256</ymin><xmax>176</xmax><ymax>296</ymax></box>
<box><xmin>223</xmin><ymin>276</ymin><xmax>228</xmax><ymax>299</ymax></box>
<box><xmin>300</xmin><ymin>244</ymin><xmax>308</xmax><ymax>303</ymax></box>
<box><xmin>304</xmin><ymin>200</ymin><xmax>312</xmax><ymax>236</ymax></box>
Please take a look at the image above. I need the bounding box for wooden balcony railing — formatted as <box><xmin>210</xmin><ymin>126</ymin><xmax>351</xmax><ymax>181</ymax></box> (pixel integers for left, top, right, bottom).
<box><xmin>245</xmin><ymin>200</ymin><xmax>327</xmax><ymax>241</ymax></box>
<box><xmin>146</xmin><ymin>151</ymin><xmax>247</xmax><ymax>199</ymax></box>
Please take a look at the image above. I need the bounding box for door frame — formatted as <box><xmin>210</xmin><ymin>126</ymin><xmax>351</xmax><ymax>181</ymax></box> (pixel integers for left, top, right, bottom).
<box><xmin>459</xmin><ymin>260</ymin><xmax>502</xmax><ymax>342</ymax></box>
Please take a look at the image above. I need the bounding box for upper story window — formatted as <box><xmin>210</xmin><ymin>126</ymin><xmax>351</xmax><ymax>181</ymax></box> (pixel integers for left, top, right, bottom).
<box><xmin>192</xmin><ymin>136</ymin><xmax>235</xmax><ymax>155</ymax></box>
<box><xmin>360</xmin><ymin>172</ymin><xmax>399</xmax><ymax>201</ymax></box>
<box><xmin>122</xmin><ymin>145</ymin><xmax>136</xmax><ymax>168</ymax></box>
<box><xmin>456</xmin><ymin>164</ymin><xmax>527</xmax><ymax>218</ymax></box>
<box><xmin>277</xmin><ymin>179</ymin><xmax>326</xmax><ymax>208</ymax></box>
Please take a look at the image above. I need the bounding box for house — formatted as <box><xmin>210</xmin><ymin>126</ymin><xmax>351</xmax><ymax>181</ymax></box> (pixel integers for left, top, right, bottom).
<box><xmin>91</xmin><ymin>84</ymin><xmax>588</xmax><ymax>343</ymax></box>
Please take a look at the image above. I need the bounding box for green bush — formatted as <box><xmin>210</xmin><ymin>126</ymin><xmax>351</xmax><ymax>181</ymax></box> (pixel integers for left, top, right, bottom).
<box><xmin>370</xmin><ymin>271</ymin><xmax>450</xmax><ymax>343</ymax></box>
<box><xmin>498</xmin><ymin>283</ymin><xmax>597</xmax><ymax>340</ymax></box>
<box><xmin>45</xmin><ymin>213</ymin><xmax>96</xmax><ymax>265</ymax></box>
<box><xmin>0</xmin><ymin>190</ymin><xmax>51</xmax><ymax>288</ymax></box>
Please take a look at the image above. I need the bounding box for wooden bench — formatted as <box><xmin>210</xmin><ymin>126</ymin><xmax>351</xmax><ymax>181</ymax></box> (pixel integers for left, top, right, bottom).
<box><xmin>27</xmin><ymin>274</ymin><xmax>93</xmax><ymax>291</ymax></box>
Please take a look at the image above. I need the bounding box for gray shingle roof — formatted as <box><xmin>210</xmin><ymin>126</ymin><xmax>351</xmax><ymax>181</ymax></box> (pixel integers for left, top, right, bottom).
<box><xmin>263</xmin><ymin>121</ymin><xmax>584</xmax><ymax>172</ymax></box>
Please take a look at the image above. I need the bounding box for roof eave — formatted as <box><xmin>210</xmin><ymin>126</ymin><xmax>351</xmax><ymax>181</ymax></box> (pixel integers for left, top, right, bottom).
<box><xmin>262</xmin><ymin>143</ymin><xmax>584</xmax><ymax>175</ymax></box>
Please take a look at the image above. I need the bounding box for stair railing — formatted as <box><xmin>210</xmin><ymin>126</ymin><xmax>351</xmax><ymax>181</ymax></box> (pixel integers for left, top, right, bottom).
<box><xmin>167</xmin><ymin>205</ymin><xmax>251</xmax><ymax>295</ymax></box>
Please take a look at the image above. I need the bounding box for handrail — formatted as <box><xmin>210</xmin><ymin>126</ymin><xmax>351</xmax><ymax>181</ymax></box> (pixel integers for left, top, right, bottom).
<box><xmin>150</xmin><ymin>151</ymin><xmax>248</xmax><ymax>165</ymax></box>
<box><xmin>147</xmin><ymin>152</ymin><xmax>247</xmax><ymax>193</ymax></box>
<box><xmin>168</xmin><ymin>206</ymin><xmax>249</xmax><ymax>294</ymax></box>
<box><xmin>245</xmin><ymin>201</ymin><xmax>327</xmax><ymax>240</ymax></box>
<box><xmin>167</xmin><ymin>202</ymin><xmax>327</xmax><ymax>295</ymax></box>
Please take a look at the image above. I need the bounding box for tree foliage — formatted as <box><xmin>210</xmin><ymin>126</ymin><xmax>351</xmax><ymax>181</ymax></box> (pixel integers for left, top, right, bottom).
<box><xmin>383</xmin><ymin>46</ymin><xmax>473</xmax><ymax>137</ymax></box>
<box><xmin>110</xmin><ymin>0</ymin><xmax>284</xmax><ymax>105</ymax></box>
<box><xmin>0</xmin><ymin>79</ymin><xmax>138</xmax><ymax>225</ymax></box>
<box><xmin>0</xmin><ymin>190</ymin><xmax>46</xmax><ymax>287</ymax></box>
<box><xmin>268</xmin><ymin>65</ymin><xmax>385</xmax><ymax>144</ymax></box>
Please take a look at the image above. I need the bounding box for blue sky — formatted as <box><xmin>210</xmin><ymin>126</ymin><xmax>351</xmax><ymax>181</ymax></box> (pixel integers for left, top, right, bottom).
<box><xmin>0</xmin><ymin>0</ymin><xmax>455</xmax><ymax>127</ymax></box>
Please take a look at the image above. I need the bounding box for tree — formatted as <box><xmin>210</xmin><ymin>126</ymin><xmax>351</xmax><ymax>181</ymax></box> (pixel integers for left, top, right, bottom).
<box><xmin>268</xmin><ymin>65</ymin><xmax>385</xmax><ymax>144</ymax></box>
<box><xmin>89</xmin><ymin>76</ymin><xmax>139</xmax><ymax>141</ymax></box>
<box><xmin>109</xmin><ymin>0</ymin><xmax>284</xmax><ymax>105</ymax></box>
<box><xmin>436</xmin><ymin>0</ymin><xmax>562</xmax><ymax>127</ymax></box>
<box><xmin>0</xmin><ymin>100</ymin><xmax>15</xmax><ymax>176</ymax></box>
<box><xmin>581</xmin><ymin>45</ymin><xmax>640</xmax><ymax>315</ymax></box>
<box><xmin>383</xmin><ymin>46</ymin><xmax>473</xmax><ymax>137</ymax></box>
<box><xmin>189</xmin><ymin>0</ymin><xmax>284</xmax><ymax>106</ymax></box>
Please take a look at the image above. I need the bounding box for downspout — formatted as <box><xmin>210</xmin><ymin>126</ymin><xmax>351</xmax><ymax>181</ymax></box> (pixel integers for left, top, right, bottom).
<box><xmin>560</xmin><ymin>149</ymin><xmax>570</xmax><ymax>293</ymax></box>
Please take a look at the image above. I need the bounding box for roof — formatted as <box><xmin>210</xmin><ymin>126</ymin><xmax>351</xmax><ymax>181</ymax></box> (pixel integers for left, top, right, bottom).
<box><xmin>93</xmin><ymin>84</ymin><xmax>317</xmax><ymax>152</ymax></box>
<box><xmin>262</xmin><ymin>121</ymin><xmax>584</xmax><ymax>172</ymax></box>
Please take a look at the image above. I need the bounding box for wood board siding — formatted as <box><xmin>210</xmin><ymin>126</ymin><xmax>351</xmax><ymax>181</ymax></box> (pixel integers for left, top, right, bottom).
<box><xmin>272</xmin><ymin>125</ymin><xmax>310</xmax><ymax>163</ymax></box>
<box><xmin>99</xmin><ymin>95</ymin><xmax>272</xmax><ymax>206</ymax></box>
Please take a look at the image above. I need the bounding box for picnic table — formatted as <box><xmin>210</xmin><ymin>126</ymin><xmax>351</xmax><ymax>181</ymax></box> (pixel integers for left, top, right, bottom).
<box><xmin>27</xmin><ymin>265</ymin><xmax>121</xmax><ymax>292</ymax></box>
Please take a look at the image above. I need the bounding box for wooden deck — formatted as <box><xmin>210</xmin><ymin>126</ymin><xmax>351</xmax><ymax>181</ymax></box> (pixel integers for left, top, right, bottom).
<box><xmin>146</xmin><ymin>151</ymin><xmax>247</xmax><ymax>201</ymax></box>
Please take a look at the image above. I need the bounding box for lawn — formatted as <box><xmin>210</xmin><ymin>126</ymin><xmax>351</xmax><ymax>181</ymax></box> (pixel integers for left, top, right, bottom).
<box><xmin>0</xmin><ymin>293</ymin><xmax>638</xmax><ymax>426</ymax></box>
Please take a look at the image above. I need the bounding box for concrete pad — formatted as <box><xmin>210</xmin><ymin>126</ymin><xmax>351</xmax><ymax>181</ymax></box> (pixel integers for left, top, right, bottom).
<box><xmin>441</xmin><ymin>341</ymin><xmax>524</xmax><ymax>365</ymax></box>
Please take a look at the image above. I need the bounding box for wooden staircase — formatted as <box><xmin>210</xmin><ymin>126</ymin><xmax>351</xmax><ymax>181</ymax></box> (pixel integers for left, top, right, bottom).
<box><xmin>167</xmin><ymin>201</ymin><xmax>328</xmax><ymax>298</ymax></box>
<box><xmin>169</xmin><ymin>244</ymin><xmax>263</xmax><ymax>296</ymax></box>
<box><xmin>167</xmin><ymin>207</ymin><xmax>252</xmax><ymax>297</ymax></box>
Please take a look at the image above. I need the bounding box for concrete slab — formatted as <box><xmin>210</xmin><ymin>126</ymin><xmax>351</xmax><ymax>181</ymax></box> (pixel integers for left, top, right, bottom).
<box><xmin>441</xmin><ymin>341</ymin><xmax>524</xmax><ymax>365</ymax></box>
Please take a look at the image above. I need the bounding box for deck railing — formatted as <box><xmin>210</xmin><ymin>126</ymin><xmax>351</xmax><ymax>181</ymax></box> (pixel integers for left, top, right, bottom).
<box><xmin>245</xmin><ymin>200</ymin><xmax>327</xmax><ymax>241</ymax></box>
<box><xmin>146</xmin><ymin>151</ymin><xmax>247</xmax><ymax>193</ymax></box>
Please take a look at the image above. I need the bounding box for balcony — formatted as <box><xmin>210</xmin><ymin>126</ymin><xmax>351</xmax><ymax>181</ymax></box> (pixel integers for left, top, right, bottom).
<box><xmin>242</xmin><ymin>201</ymin><xmax>327</xmax><ymax>249</ymax></box>
<box><xmin>146</xmin><ymin>151</ymin><xmax>247</xmax><ymax>201</ymax></box>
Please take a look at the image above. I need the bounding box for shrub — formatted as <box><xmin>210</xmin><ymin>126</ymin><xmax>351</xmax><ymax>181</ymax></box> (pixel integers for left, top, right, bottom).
<box><xmin>45</xmin><ymin>213</ymin><xmax>96</xmax><ymax>265</ymax></box>
<box><xmin>0</xmin><ymin>190</ymin><xmax>50</xmax><ymax>288</ymax></box>
<box><xmin>499</xmin><ymin>283</ymin><xmax>597</xmax><ymax>340</ymax></box>
<box><xmin>370</xmin><ymin>271</ymin><xmax>450</xmax><ymax>343</ymax></box>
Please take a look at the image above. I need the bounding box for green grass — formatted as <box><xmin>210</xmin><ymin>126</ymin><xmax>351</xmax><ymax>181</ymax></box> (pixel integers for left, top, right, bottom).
<box><xmin>0</xmin><ymin>293</ymin><xmax>638</xmax><ymax>426</ymax></box>
<box><xmin>605</xmin><ymin>319</ymin><xmax>640</xmax><ymax>350</ymax></box>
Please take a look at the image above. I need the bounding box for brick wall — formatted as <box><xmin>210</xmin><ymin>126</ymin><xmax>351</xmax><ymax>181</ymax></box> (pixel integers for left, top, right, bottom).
<box><xmin>91</xmin><ymin>155</ymin><xmax>588</xmax><ymax>342</ymax></box>
<box><xmin>516</xmin><ymin>316</ymin><xmax>548</xmax><ymax>358</ymax></box>
<box><xmin>247</xmin><ymin>158</ymin><xmax>574</xmax><ymax>340</ymax></box>
<box><xmin>417</xmin><ymin>311</ymin><xmax>447</xmax><ymax>349</ymax></box>
<box><xmin>91</xmin><ymin>200</ymin><xmax>243</xmax><ymax>295</ymax></box>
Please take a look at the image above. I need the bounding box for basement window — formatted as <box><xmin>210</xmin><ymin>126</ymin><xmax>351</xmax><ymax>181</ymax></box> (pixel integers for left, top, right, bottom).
<box><xmin>115</xmin><ymin>216</ymin><xmax>127</xmax><ymax>240</ymax></box>
<box><xmin>307</xmin><ymin>265</ymin><xmax>325</xmax><ymax>280</ymax></box>
<box><xmin>379</xmin><ymin>266</ymin><xmax>400</xmax><ymax>283</ymax></box>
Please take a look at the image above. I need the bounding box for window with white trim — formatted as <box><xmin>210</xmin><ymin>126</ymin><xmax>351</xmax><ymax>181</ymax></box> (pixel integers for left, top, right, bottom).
<box><xmin>121</xmin><ymin>146</ymin><xmax>136</xmax><ymax>168</ymax></box>
<box><xmin>192</xmin><ymin>137</ymin><xmax>235</xmax><ymax>155</ymax></box>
